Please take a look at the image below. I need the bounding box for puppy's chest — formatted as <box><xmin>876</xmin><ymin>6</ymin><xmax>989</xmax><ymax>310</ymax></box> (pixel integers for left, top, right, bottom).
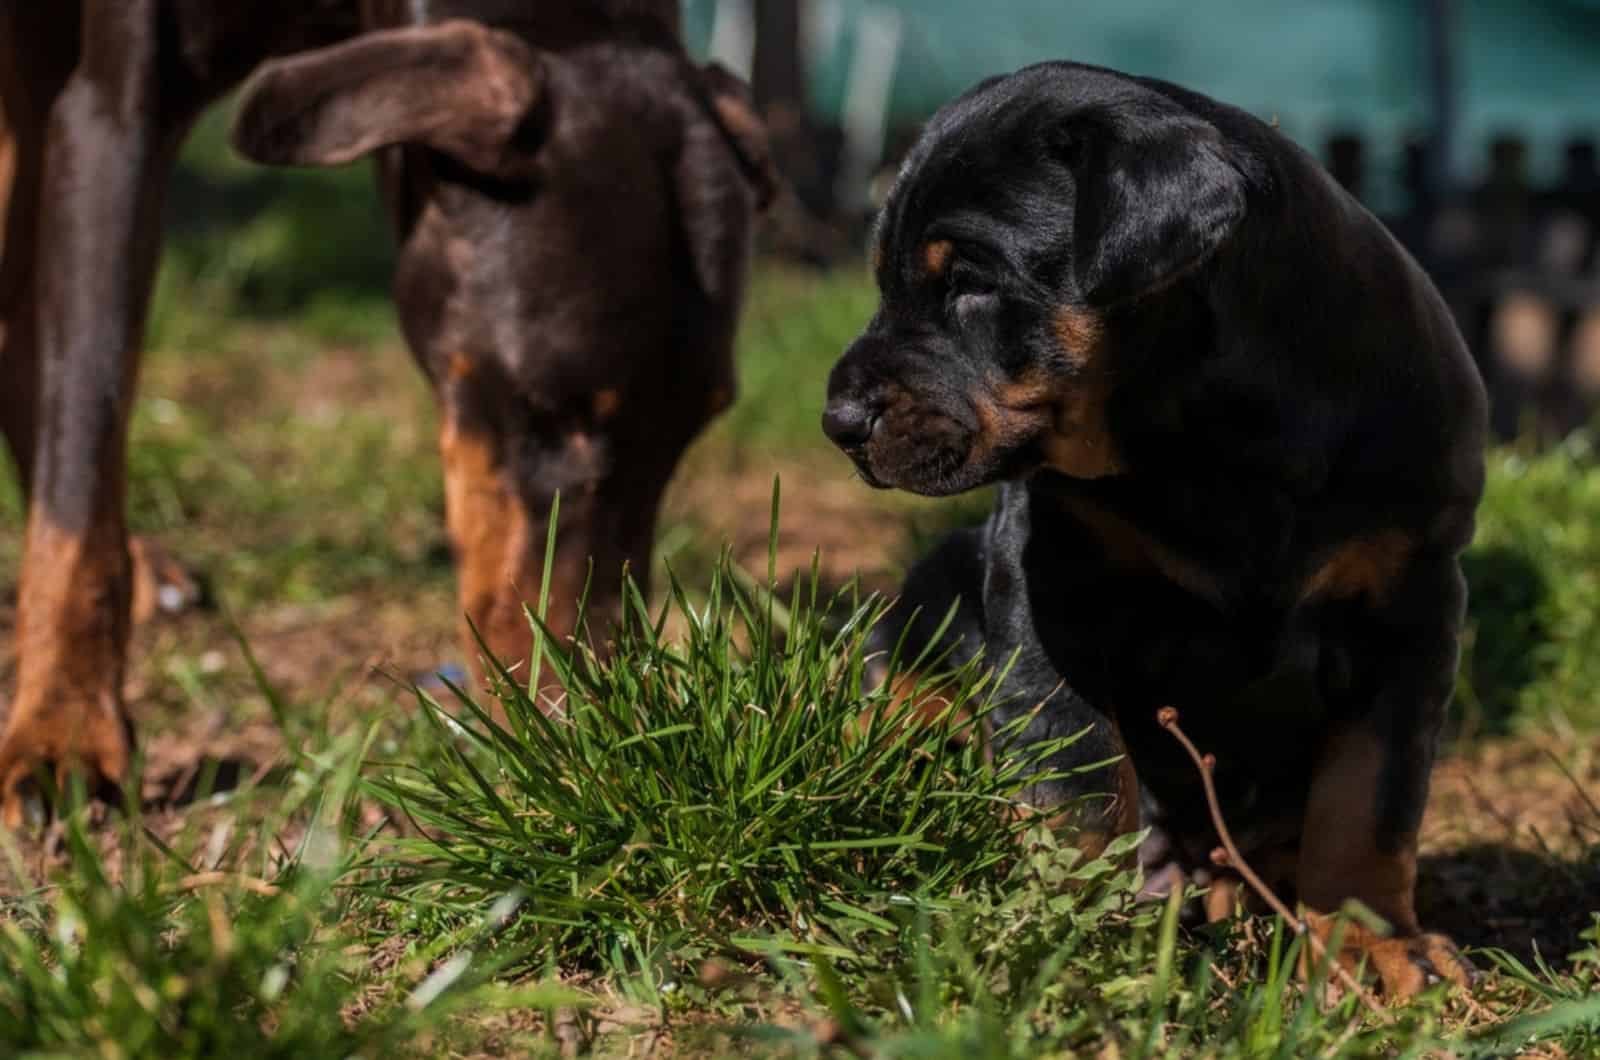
<box><xmin>1038</xmin><ymin>481</ymin><xmax>1412</xmax><ymax>620</ymax></box>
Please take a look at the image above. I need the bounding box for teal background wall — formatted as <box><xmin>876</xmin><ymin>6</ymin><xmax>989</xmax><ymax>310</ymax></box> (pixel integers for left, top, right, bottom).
<box><xmin>684</xmin><ymin>0</ymin><xmax>1600</xmax><ymax>200</ymax></box>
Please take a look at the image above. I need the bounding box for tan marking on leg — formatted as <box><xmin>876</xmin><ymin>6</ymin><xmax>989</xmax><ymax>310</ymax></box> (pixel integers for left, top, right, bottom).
<box><xmin>858</xmin><ymin>670</ymin><xmax>986</xmax><ymax>756</ymax></box>
<box><xmin>1111</xmin><ymin>748</ymin><xmax>1142</xmax><ymax>834</ymax></box>
<box><xmin>1299</xmin><ymin>531</ymin><xmax>1414</xmax><ymax>606</ymax></box>
<box><xmin>439</xmin><ymin>416</ymin><xmax>538</xmax><ymax>685</ymax></box>
<box><xmin>1298</xmin><ymin>724</ymin><xmax>1418</xmax><ymax>930</ymax></box>
<box><xmin>0</xmin><ymin>519</ymin><xmax>134</xmax><ymax>827</ymax></box>
<box><xmin>1012</xmin><ymin>715</ymin><xmax>1140</xmax><ymax>862</ymax></box>
<box><xmin>922</xmin><ymin>238</ymin><xmax>953</xmax><ymax>277</ymax></box>
<box><xmin>1305</xmin><ymin>915</ymin><xmax>1475</xmax><ymax>1000</ymax></box>
<box><xmin>1205</xmin><ymin>875</ymin><xmax>1243</xmax><ymax>922</ymax></box>
<box><xmin>1296</xmin><ymin>724</ymin><xmax>1471</xmax><ymax>998</ymax></box>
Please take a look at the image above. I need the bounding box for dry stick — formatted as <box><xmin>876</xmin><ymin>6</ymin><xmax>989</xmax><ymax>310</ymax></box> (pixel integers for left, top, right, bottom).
<box><xmin>1155</xmin><ymin>707</ymin><xmax>1383</xmax><ymax>1015</ymax></box>
<box><xmin>174</xmin><ymin>871</ymin><xmax>282</xmax><ymax>897</ymax></box>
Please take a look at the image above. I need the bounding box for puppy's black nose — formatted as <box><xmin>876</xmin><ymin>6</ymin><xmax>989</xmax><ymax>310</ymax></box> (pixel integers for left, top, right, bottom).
<box><xmin>821</xmin><ymin>399</ymin><xmax>877</xmax><ymax>448</ymax></box>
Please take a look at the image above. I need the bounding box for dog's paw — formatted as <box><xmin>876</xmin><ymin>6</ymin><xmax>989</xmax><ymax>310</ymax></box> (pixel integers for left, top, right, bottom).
<box><xmin>1363</xmin><ymin>932</ymin><xmax>1478</xmax><ymax>999</ymax></box>
<box><xmin>1308</xmin><ymin>912</ymin><xmax>1477</xmax><ymax>1000</ymax></box>
<box><xmin>0</xmin><ymin>704</ymin><xmax>131</xmax><ymax>831</ymax></box>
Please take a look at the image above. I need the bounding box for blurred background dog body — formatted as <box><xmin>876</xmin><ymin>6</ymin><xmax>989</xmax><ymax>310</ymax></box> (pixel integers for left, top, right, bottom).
<box><xmin>0</xmin><ymin>1</ymin><xmax>770</xmax><ymax>825</ymax></box>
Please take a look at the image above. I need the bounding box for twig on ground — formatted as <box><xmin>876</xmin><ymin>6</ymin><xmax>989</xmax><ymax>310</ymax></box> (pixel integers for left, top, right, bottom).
<box><xmin>1155</xmin><ymin>706</ymin><xmax>1383</xmax><ymax>1015</ymax></box>
<box><xmin>173</xmin><ymin>870</ymin><xmax>282</xmax><ymax>897</ymax></box>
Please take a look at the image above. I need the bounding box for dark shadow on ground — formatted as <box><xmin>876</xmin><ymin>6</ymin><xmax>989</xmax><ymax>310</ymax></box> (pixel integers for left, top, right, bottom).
<box><xmin>1419</xmin><ymin>843</ymin><xmax>1599</xmax><ymax>962</ymax></box>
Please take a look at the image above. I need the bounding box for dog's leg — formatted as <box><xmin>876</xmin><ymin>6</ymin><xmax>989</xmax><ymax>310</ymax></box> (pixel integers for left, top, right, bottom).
<box><xmin>0</xmin><ymin>3</ymin><xmax>190</xmax><ymax>826</ymax></box>
<box><xmin>437</xmin><ymin>365</ymin><xmax>715</xmax><ymax>702</ymax></box>
<box><xmin>1296</xmin><ymin>550</ymin><xmax>1475</xmax><ymax>998</ymax></box>
<box><xmin>973</xmin><ymin>500</ymin><xmax>1141</xmax><ymax>856</ymax></box>
<box><xmin>0</xmin><ymin>8</ymin><xmax>74</xmax><ymax>497</ymax></box>
<box><xmin>436</xmin><ymin>367</ymin><xmax>631</xmax><ymax>700</ymax></box>
<box><xmin>437</xmin><ymin>389</ymin><xmax>574</xmax><ymax>693</ymax></box>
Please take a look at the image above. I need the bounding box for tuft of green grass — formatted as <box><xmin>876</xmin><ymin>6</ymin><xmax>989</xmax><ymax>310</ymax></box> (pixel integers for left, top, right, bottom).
<box><xmin>757</xmin><ymin>837</ymin><xmax>1600</xmax><ymax>1059</ymax></box>
<box><xmin>363</xmin><ymin>492</ymin><xmax>1080</xmax><ymax>978</ymax></box>
<box><xmin>1459</xmin><ymin>434</ymin><xmax>1600</xmax><ymax>734</ymax></box>
<box><xmin>0</xmin><ymin>751</ymin><xmax>558</xmax><ymax>1060</ymax></box>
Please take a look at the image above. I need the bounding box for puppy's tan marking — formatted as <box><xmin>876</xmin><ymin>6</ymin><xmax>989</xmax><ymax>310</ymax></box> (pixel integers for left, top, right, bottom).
<box><xmin>1042</xmin><ymin>306</ymin><xmax>1122</xmax><ymax>478</ymax></box>
<box><xmin>1304</xmin><ymin>915</ymin><xmax>1474</xmax><ymax>1000</ymax></box>
<box><xmin>1058</xmin><ymin>494</ymin><xmax>1224</xmax><ymax>603</ymax></box>
<box><xmin>1053</xmin><ymin>306</ymin><xmax>1104</xmax><ymax>368</ymax></box>
<box><xmin>970</xmin><ymin>307</ymin><xmax>1121</xmax><ymax>478</ymax></box>
<box><xmin>1300</xmin><ymin>531</ymin><xmax>1414</xmax><ymax>606</ymax></box>
<box><xmin>858</xmin><ymin>670</ymin><xmax>986</xmax><ymax>756</ymax></box>
<box><xmin>1296</xmin><ymin>722</ymin><xmax>1471</xmax><ymax>998</ymax></box>
<box><xmin>592</xmin><ymin>387</ymin><xmax>621</xmax><ymax>422</ymax></box>
<box><xmin>1110</xmin><ymin>749</ymin><xmax>1142</xmax><ymax>834</ymax></box>
<box><xmin>922</xmin><ymin>238</ymin><xmax>953</xmax><ymax>277</ymax></box>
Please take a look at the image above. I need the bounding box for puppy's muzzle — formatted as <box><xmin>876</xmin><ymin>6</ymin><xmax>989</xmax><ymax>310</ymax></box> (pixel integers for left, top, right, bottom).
<box><xmin>821</xmin><ymin>397</ymin><xmax>880</xmax><ymax>449</ymax></box>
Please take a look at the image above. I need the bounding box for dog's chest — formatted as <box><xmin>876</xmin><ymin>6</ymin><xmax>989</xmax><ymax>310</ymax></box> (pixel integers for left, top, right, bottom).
<box><xmin>1003</xmin><ymin>479</ymin><xmax>1373</xmax><ymax>711</ymax></box>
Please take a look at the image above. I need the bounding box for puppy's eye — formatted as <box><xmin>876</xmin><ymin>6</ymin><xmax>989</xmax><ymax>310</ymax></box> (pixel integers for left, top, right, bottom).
<box><xmin>947</xmin><ymin>264</ymin><xmax>996</xmax><ymax>323</ymax></box>
<box><xmin>951</xmin><ymin>291</ymin><xmax>996</xmax><ymax>323</ymax></box>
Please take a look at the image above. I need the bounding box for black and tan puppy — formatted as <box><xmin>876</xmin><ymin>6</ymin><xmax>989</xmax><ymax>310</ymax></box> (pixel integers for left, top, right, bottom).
<box><xmin>822</xmin><ymin>63</ymin><xmax>1486</xmax><ymax>998</ymax></box>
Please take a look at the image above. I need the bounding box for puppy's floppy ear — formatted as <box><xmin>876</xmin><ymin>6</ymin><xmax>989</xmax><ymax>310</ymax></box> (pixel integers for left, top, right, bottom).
<box><xmin>232</xmin><ymin>20</ymin><xmax>543</xmax><ymax>176</ymax></box>
<box><xmin>1074</xmin><ymin>115</ymin><xmax>1246</xmax><ymax>306</ymax></box>
<box><xmin>673</xmin><ymin>62</ymin><xmax>776</xmax><ymax>302</ymax></box>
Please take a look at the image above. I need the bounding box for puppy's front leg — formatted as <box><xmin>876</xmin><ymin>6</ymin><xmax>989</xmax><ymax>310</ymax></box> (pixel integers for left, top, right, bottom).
<box><xmin>1296</xmin><ymin>549</ymin><xmax>1475</xmax><ymax>998</ymax></box>
<box><xmin>983</xmin><ymin>502</ymin><xmax>1139</xmax><ymax>855</ymax></box>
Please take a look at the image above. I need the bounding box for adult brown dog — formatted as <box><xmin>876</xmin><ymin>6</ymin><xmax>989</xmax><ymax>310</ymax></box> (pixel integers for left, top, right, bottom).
<box><xmin>823</xmin><ymin>63</ymin><xmax>1486</xmax><ymax>998</ymax></box>
<box><xmin>0</xmin><ymin>1</ymin><xmax>773</xmax><ymax>826</ymax></box>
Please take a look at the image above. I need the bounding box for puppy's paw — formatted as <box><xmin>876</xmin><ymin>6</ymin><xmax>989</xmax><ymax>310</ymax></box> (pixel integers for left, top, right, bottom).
<box><xmin>1363</xmin><ymin>932</ymin><xmax>1478</xmax><ymax>999</ymax></box>
<box><xmin>1308</xmin><ymin>912</ymin><xmax>1477</xmax><ymax>1001</ymax></box>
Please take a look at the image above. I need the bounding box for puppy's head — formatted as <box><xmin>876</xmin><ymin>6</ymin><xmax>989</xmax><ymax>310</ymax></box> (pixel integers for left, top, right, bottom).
<box><xmin>823</xmin><ymin>63</ymin><xmax>1248</xmax><ymax>495</ymax></box>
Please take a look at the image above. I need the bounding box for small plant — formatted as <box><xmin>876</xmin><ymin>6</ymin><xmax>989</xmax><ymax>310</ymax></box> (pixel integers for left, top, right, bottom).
<box><xmin>365</xmin><ymin>490</ymin><xmax>1081</xmax><ymax>979</ymax></box>
<box><xmin>0</xmin><ymin>752</ymin><xmax>553</xmax><ymax>1059</ymax></box>
<box><xmin>1459</xmin><ymin>435</ymin><xmax>1600</xmax><ymax>734</ymax></box>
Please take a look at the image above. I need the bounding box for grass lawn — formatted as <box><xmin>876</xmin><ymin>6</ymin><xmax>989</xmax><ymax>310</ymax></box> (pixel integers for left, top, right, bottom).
<box><xmin>0</xmin><ymin>114</ymin><xmax>1598</xmax><ymax>1057</ymax></box>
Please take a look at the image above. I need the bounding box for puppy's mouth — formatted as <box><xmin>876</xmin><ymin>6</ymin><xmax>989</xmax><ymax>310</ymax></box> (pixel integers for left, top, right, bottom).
<box><xmin>832</xmin><ymin>394</ymin><xmax>1055</xmax><ymax>497</ymax></box>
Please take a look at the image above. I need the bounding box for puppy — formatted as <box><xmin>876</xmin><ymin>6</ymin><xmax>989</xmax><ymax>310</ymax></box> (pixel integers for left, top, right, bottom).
<box><xmin>822</xmin><ymin>62</ymin><xmax>1486</xmax><ymax>999</ymax></box>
